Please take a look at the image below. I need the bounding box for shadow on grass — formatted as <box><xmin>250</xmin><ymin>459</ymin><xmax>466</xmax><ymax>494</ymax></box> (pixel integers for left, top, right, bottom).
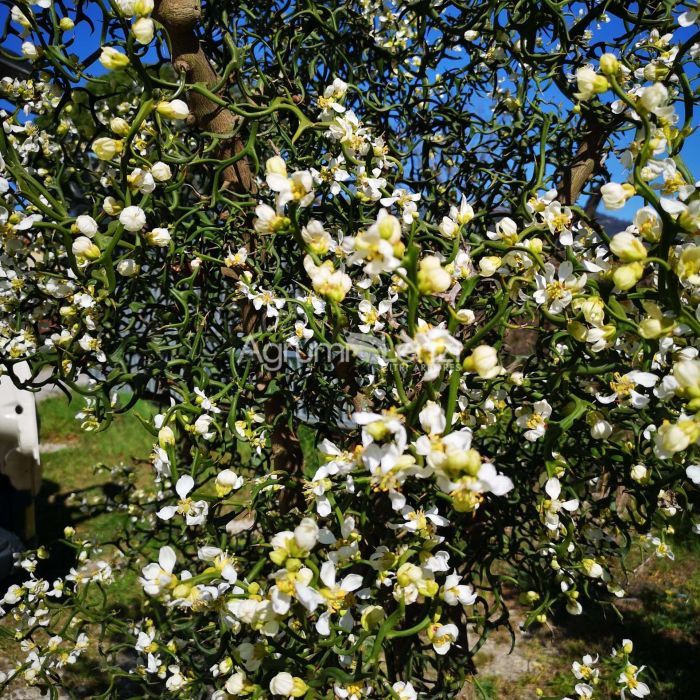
<box><xmin>552</xmin><ymin>588</ymin><xmax>700</xmax><ymax>698</ymax></box>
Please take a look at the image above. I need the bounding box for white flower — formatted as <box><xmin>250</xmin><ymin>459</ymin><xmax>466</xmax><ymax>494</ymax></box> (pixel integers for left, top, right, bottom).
<box><xmin>427</xmin><ymin>621</ymin><xmax>459</xmax><ymax>655</ymax></box>
<box><xmin>252</xmin><ymin>289</ymin><xmax>286</xmax><ymax>317</ymax></box>
<box><xmin>303</xmin><ymin>256</ymin><xmax>351</xmax><ymax>302</ymax></box>
<box><xmin>165</xmin><ymin>665</ymin><xmax>187</xmax><ymax>691</ymax></box>
<box><xmin>596</xmin><ymin>371</ymin><xmax>658</xmax><ymax>408</ymax></box>
<box><xmin>396</xmin><ymin>319</ymin><xmax>463</xmax><ymax>382</ymax></box>
<box><xmin>440</xmin><ymin>572</ymin><xmax>477</xmax><ymax>606</ymax></box>
<box><xmin>156</xmin><ymin>475</ymin><xmax>209</xmax><ymax>526</ymax></box>
<box><xmin>618</xmin><ymin>664</ymin><xmax>650</xmax><ymax>698</ymax></box>
<box><xmin>345</xmin><ymin>209</ymin><xmax>403</xmax><ymax>277</ymax></box>
<box><xmin>193</xmin><ymin>413</ymin><xmax>216</xmax><ymax>440</ymax></box>
<box><xmin>542</xmin><ymin>201</ymin><xmax>574</xmax><ymax>245</ymax></box>
<box><xmin>301</xmin><ymin>219</ymin><xmax>334</xmax><ymax>255</ymax></box>
<box><xmin>253</xmin><ymin>202</ymin><xmax>287</xmax><ymax>234</ymax></box>
<box><xmin>687</xmin><ymin>464</ymin><xmax>700</xmax><ymax>484</ymax></box>
<box><xmin>516</xmin><ymin>400</ymin><xmax>552</xmax><ymax>441</ymax></box>
<box><xmin>193</xmin><ymin>386</ymin><xmax>221</xmax><ymax>413</ymax></box>
<box><xmin>394</xmin><ymin>505</ymin><xmax>449</xmax><ymax>536</ymax></box>
<box><xmin>392</xmin><ymin>681</ymin><xmax>418</xmax><ymax>700</ymax></box>
<box><xmin>573</xmin><ymin>66</ymin><xmax>609</xmax><ymax>101</ymax></box>
<box><xmin>574</xmin><ymin>682</ymin><xmax>593</xmax><ymax>698</ymax></box>
<box><xmin>140</xmin><ymin>546</ymin><xmax>177</xmax><ymax>596</ymax></box>
<box><xmin>318</xmin><ymin>78</ymin><xmax>348</xmax><ymax>118</ymax></box>
<box><xmin>487</xmin><ymin>216</ymin><xmax>518</xmax><ymax>244</ymax></box>
<box><xmin>533</xmin><ymin>261</ymin><xmax>586</xmax><ymax>314</ymax></box>
<box><xmin>541</xmin><ymin>477</ymin><xmax>579</xmax><ymax>532</ymax></box>
<box><xmin>380</xmin><ymin>188</ymin><xmax>420</xmax><ymax>224</ymax></box>
<box><xmin>266</xmin><ymin>158</ymin><xmax>315</xmax><ymax>208</ymax></box>
<box><xmin>358</xmin><ymin>299</ymin><xmax>391</xmax><ymax>333</ymax></box>
<box><xmin>314</xmin><ymin>560</ymin><xmax>365</xmax><ymax>636</ymax></box>
<box><xmin>119</xmin><ymin>205</ymin><xmax>146</xmax><ymax>231</ymax></box>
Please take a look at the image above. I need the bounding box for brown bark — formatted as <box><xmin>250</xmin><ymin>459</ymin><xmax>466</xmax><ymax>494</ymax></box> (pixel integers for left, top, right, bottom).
<box><xmin>557</xmin><ymin>122</ymin><xmax>609</xmax><ymax>206</ymax></box>
<box><xmin>154</xmin><ymin>0</ymin><xmax>253</xmax><ymax>191</ymax></box>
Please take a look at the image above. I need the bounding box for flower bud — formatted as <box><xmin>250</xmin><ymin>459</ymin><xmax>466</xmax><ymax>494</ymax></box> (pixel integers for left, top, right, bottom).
<box><xmin>478</xmin><ymin>256</ymin><xmax>501</xmax><ymax>276</ymax></box>
<box><xmin>158</xmin><ymin>425</ymin><xmax>175</xmax><ymax>448</ymax></box>
<box><xmin>631</xmin><ymin>464</ymin><xmax>649</xmax><ymax>483</ymax></box>
<box><xmin>573</xmin><ymin>66</ymin><xmax>609</xmax><ymax>101</ymax></box>
<box><xmin>601</xmin><ymin>182</ymin><xmax>635</xmax><ymax>210</ymax></box>
<box><xmin>582</xmin><ymin>559</ymin><xmax>603</xmax><ymax>578</ymax></box>
<box><xmin>612</xmin><ymin>261</ymin><xmax>645</xmax><ymax>291</ymax></box>
<box><xmin>568</xmin><ymin>320</ymin><xmax>588</xmax><ymax>342</ymax></box>
<box><xmin>116</xmin><ymin>258</ymin><xmax>140</xmax><ymax>276</ymax></box>
<box><xmin>73</xmin><ymin>214</ymin><xmax>98</xmax><ymax>238</ymax></box>
<box><xmin>92</xmin><ymin>137</ymin><xmax>123</xmax><ymax>161</ymax></box>
<box><xmin>293</xmin><ymin>517</ymin><xmax>319</xmax><ymax>551</ymax></box>
<box><xmin>59</xmin><ymin>17</ymin><xmax>75</xmax><ymax>31</ymax></box>
<box><xmin>377</xmin><ymin>213</ymin><xmax>402</xmax><ymax>242</ymax></box>
<box><xmin>417</xmin><ymin>255</ymin><xmax>451</xmax><ymax>295</ymax></box>
<box><xmin>132</xmin><ymin>17</ymin><xmax>154</xmax><ymax>45</ymax></box>
<box><xmin>134</xmin><ymin>0</ymin><xmax>154</xmax><ymax>16</ymax></box>
<box><xmin>215</xmin><ymin>469</ymin><xmax>243</xmax><ymax>497</ymax></box>
<box><xmin>463</xmin><ymin>345</ymin><xmax>500</xmax><ymax>379</ymax></box>
<box><xmin>269</xmin><ymin>672</ymin><xmax>308</xmax><ymax>697</ymax></box>
<box><xmin>72</xmin><ymin>236</ymin><xmax>100</xmax><ymax>261</ymax></box>
<box><xmin>439</xmin><ymin>216</ymin><xmax>458</xmax><ymax>238</ymax></box>
<box><xmin>609</xmin><ymin>232</ymin><xmax>647</xmax><ymax>262</ymax></box>
<box><xmin>145</xmin><ymin>227</ymin><xmax>171</xmax><ymax>247</ymax></box>
<box><xmin>266</xmin><ymin>155</ymin><xmax>287</xmax><ymax>177</ymax></box>
<box><xmin>455</xmin><ymin>309</ymin><xmax>475</xmax><ymax>325</ymax></box>
<box><xmin>361</xmin><ymin>605</ymin><xmax>386</xmax><ymax>631</ymax></box>
<box><xmin>150</xmin><ymin>161</ymin><xmax>172</xmax><ymax>181</ymax></box>
<box><xmin>21</xmin><ymin>42</ymin><xmax>40</xmax><ymax>61</ymax></box>
<box><xmin>99</xmin><ymin>46</ymin><xmax>130</xmax><ymax>71</ymax></box>
<box><xmin>156</xmin><ymin>99</ymin><xmax>190</xmax><ymax>120</ymax></box>
<box><xmin>509</xmin><ymin>371</ymin><xmax>524</xmax><ymax>386</ymax></box>
<box><xmin>590</xmin><ymin>417</ymin><xmax>612</xmax><ymax>440</ymax></box>
<box><xmin>11</xmin><ymin>7</ymin><xmax>31</xmax><ymax>28</ymax></box>
<box><xmin>673</xmin><ymin>359</ymin><xmax>700</xmax><ymax>398</ymax></box>
<box><xmin>110</xmin><ymin>117</ymin><xmax>130</xmax><ymax>136</ymax></box>
<box><xmin>119</xmin><ymin>205</ymin><xmax>147</xmax><ymax>231</ymax></box>
<box><xmin>445</xmin><ymin>448</ymin><xmax>481</xmax><ymax>476</ymax></box>
<box><xmin>638</xmin><ymin>82</ymin><xmax>668</xmax><ymax>112</ymax></box>
<box><xmin>103</xmin><ymin>196</ymin><xmax>122</xmax><ymax>216</ymax></box>
<box><xmin>599</xmin><ymin>53</ymin><xmax>619</xmax><ymax>75</ymax></box>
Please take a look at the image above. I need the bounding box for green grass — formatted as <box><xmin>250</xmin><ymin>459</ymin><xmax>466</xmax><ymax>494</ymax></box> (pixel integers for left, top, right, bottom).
<box><xmin>0</xmin><ymin>395</ymin><xmax>158</xmax><ymax>677</ymax></box>
<box><xmin>4</xmin><ymin>396</ymin><xmax>700</xmax><ymax>697</ymax></box>
<box><xmin>35</xmin><ymin>396</ymin><xmax>155</xmax><ymax>561</ymax></box>
<box><xmin>477</xmin><ymin>538</ymin><xmax>700</xmax><ymax>698</ymax></box>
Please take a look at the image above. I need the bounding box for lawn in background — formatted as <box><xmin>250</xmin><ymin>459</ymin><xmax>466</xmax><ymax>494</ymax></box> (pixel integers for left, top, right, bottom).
<box><xmin>2</xmin><ymin>396</ymin><xmax>699</xmax><ymax>697</ymax></box>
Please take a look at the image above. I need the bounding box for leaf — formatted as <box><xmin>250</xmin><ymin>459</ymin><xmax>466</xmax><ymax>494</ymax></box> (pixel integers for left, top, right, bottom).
<box><xmin>297</xmin><ymin>422</ymin><xmax>320</xmax><ymax>478</ymax></box>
